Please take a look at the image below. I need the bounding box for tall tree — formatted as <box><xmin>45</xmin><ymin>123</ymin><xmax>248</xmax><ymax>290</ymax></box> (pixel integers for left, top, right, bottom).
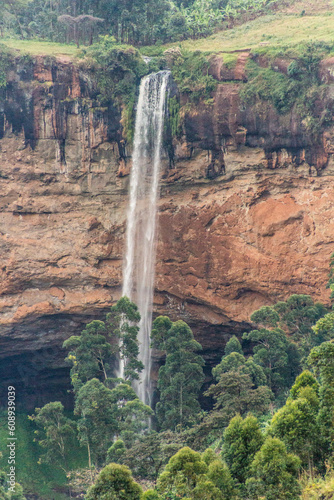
<box><xmin>242</xmin><ymin>324</ymin><xmax>300</xmax><ymax>394</ymax></box>
<box><xmin>308</xmin><ymin>341</ymin><xmax>334</xmax><ymax>456</ymax></box>
<box><xmin>152</xmin><ymin>317</ymin><xmax>205</xmax><ymax>431</ymax></box>
<box><xmin>75</xmin><ymin>378</ymin><xmax>152</xmax><ymax>467</ymax></box>
<box><xmin>270</xmin><ymin>374</ymin><xmax>320</xmax><ymax>473</ymax></box>
<box><xmin>107</xmin><ymin>296</ymin><xmax>144</xmax><ymax>382</ymax></box>
<box><xmin>74</xmin><ymin>378</ymin><xmax>119</xmax><ymax>468</ymax></box>
<box><xmin>246</xmin><ymin>437</ymin><xmax>301</xmax><ymax>500</ymax></box>
<box><xmin>222</xmin><ymin>414</ymin><xmax>264</xmax><ymax>486</ymax></box>
<box><xmin>29</xmin><ymin>402</ymin><xmax>75</xmax><ymax>474</ymax></box>
<box><xmin>63</xmin><ymin>320</ymin><xmax>112</xmax><ymax>392</ymax></box>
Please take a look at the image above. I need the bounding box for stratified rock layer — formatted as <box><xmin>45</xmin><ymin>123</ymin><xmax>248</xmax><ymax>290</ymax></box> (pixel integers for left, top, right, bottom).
<box><xmin>0</xmin><ymin>56</ymin><xmax>334</xmax><ymax>407</ymax></box>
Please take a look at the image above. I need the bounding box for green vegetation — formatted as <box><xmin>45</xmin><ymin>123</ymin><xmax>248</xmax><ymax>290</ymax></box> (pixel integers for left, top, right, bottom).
<box><xmin>3</xmin><ymin>2</ymin><xmax>334</xmax><ymax>499</ymax></box>
<box><xmin>0</xmin><ymin>39</ymin><xmax>78</xmax><ymax>56</ymax></box>
<box><xmin>0</xmin><ymin>412</ymin><xmax>86</xmax><ymax>499</ymax></box>
<box><xmin>0</xmin><ymin>0</ymin><xmax>296</xmax><ymax>48</ymax></box>
<box><xmin>85</xmin><ymin>463</ymin><xmax>142</xmax><ymax>500</ymax></box>
<box><xmin>152</xmin><ymin>316</ymin><xmax>205</xmax><ymax>431</ymax></box>
<box><xmin>5</xmin><ymin>280</ymin><xmax>334</xmax><ymax>499</ymax></box>
<box><xmin>29</xmin><ymin>402</ymin><xmax>76</xmax><ymax>474</ymax></box>
<box><xmin>168</xmin><ymin>49</ymin><xmax>217</xmax><ymax>103</ymax></box>
<box><xmin>169</xmin><ymin>5</ymin><xmax>334</xmax><ymax>54</ymax></box>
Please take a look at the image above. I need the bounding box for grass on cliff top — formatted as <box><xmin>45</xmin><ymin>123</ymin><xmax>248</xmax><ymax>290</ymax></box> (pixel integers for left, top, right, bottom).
<box><xmin>0</xmin><ymin>39</ymin><xmax>79</xmax><ymax>57</ymax></box>
<box><xmin>165</xmin><ymin>0</ymin><xmax>334</xmax><ymax>61</ymax></box>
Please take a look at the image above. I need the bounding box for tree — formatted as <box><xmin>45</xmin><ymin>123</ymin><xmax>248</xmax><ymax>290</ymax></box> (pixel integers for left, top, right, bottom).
<box><xmin>63</xmin><ymin>297</ymin><xmax>144</xmax><ymax>389</ymax></box>
<box><xmin>108</xmin><ymin>382</ymin><xmax>153</xmax><ymax>447</ymax></box>
<box><xmin>223</xmin><ymin>414</ymin><xmax>264</xmax><ymax>485</ymax></box>
<box><xmin>0</xmin><ymin>458</ymin><xmax>26</xmax><ymax>499</ymax></box>
<box><xmin>85</xmin><ymin>463</ymin><xmax>142</xmax><ymax>500</ymax></box>
<box><xmin>205</xmin><ymin>454</ymin><xmax>235</xmax><ymax>500</ymax></box>
<box><xmin>121</xmin><ymin>430</ymin><xmax>184</xmax><ymax>480</ymax></box>
<box><xmin>273</xmin><ymin>295</ymin><xmax>327</xmax><ymax>355</ymax></box>
<box><xmin>74</xmin><ymin>378</ymin><xmax>118</xmax><ymax>467</ymax></box>
<box><xmin>57</xmin><ymin>14</ymin><xmax>104</xmax><ymax>47</ymax></box>
<box><xmin>269</xmin><ymin>379</ymin><xmax>320</xmax><ymax>473</ymax></box>
<box><xmin>250</xmin><ymin>296</ymin><xmax>327</xmax><ymax>361</ymax></box>
<box><xmin>29</xmin><ymin>402</ymin><xmax>75</xmax><ymax>474</ymax></box>
<box><xmin>106</xmin><ymin>439</ymin><xmax>126</xmax><ymax>464</ymax></box>
<box><xmin>107</xmin><ymin>296</ymin><xmax>144</xmax><ymax>382</ymax></box>
<box><xmin>75</xmin><ymin>378</ymin><xmax>152</xmax><ymax>468</ymax></box>
<box><xmin>63</xmin><ymin>320</ymin><xmax>112</xmax><ymax>392</ymax></box>
<box><xmin>242</xmin><ymin>325</ymin><xmax>300</xmax><ymax>394</ymax></box>
<box><xmin>312</xmin><ymin>312</ymin><xmax>334</xmax><ymax>341</ymax></box>
<box><xmin>152</xmin><ymin>317</ymin><xmax>205</xmax><ymax>431</ymax></box>
<box><xmin>224</xmin><ymin>335</ymin><xmax>243</xmax><ymax>356</ymax></box>
<box><xmin>208</xmin><ymin>347</ymin><xmax>272</xmax><ymax>421</ymax></box>
<box><xmin>246</xmin><ymin>437</ymin><xmax>301</xmax><ymax>500</ymax></box>
<box><xmin>205</xmin><ymin>370</ymin><xmax>272</xmax><ymax>422</ymax></box>
<box><xmin>308</xmin><ymin>341</ymin><xmax>334</xmax><ymax>456</ymax></box>
<box><xmin>157</xmin><ymin>447</ymin><xmax>208</xmax><ymax>499</ymax></box>
<box><xmin>212</xmin><ymin>352</ymin><xmax>267</xmax><ymax>387</ymax></box>
<box><xmin>289</xmin><ymin>369</ymin><xmax>319</xmax><ymax>399</ymax></box>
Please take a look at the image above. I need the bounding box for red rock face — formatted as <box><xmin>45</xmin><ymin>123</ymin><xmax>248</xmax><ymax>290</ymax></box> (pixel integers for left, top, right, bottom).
<box><xmin>0</xmin><ymin>57</ymin><xmax>334</xmax><ymax>407</ymax></box>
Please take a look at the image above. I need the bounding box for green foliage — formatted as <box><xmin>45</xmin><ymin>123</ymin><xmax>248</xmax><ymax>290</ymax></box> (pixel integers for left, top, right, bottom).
<box><xmin>241</xmin><ymin>42</ymin><xmax>334</xmax><ymax>135</ymax></box>
<box><xmin>240</xmin><ymin>60</ymin><xmax>300</xmax><ymax>114</ymax></box>
<box><xmin>246</xmin><ymin>437</ymin><xmax>301</xmax><ymax>500</ymax></box>
<box><xmin>212</xmin><ymin>351</ymin><xmax>267</xmax><ymax>387</ymax></box>
<box><xmin>152</xmin><ymin>317</ymin><xmax>205</xmax><ymax>431</ymax></box>
<box><xmin>224</xmin><ymin>336</ymin><xmax>243</xmax><ymax>356</ymax></box>
<box><xmin>289</xmin><ymin>370</ymin><xmax>319</xmax><ymax>400</ymax></box>
<box><xmin>106</xmin><ymin>440</ymin><xmax>126</xmax><ymax>464</ymax></box>
<box><xmin>328</xmin><ymin>251</ymin><xmax>334</xmax><ymax>299</ymax></box>
<box><xmin>206</xmin><ymin>457</ymin><xmax>235</xmax><ymax>499</ymax></box>
<box><xmin>157</xmin><ymin>446</ymin><xmax>229</xmax><ymax>499</ymax></box>
<box><xmin>242</xmin><ymin>326</ymin><xmax>300</xmax><ymax>394</ymax></box>
<box><xmin>83</xmin><ymin>39</ymin><xmax>148</xmax><ymax>142</ymax></box>
<box><xmin>157</xmin><ymin>446</ymin><xmax>207</xmax><ymax>489</ymax></box>
<box><xmin>120</xmin><ymin>430</ymin><xmax>185</xmax><ymax>480</ymax></box>
<box><xmin>63</xmin><ymin>320</ymin><xmax>112</xmax><ymax>392</ymax></box>
<box><xmin>141</xmin><ymin>491</ymin><xmax>161</xmax><ymax>500</ymax></box>
<box><xmin>169</xmin><ymin>50</ymin><xmax>217</xmax><ymax>103</ymax></box>
<box><xmin>107</xmin><ymin>296</ymin><xmax>144</xmax><ymax>381</ymax></box>
<box><xmin>223</xmin><ymin>414</ymin><xmax>264</xmax><ymax>485</ymax></box>
<box><xmin>75</xmin><ymin>379</ymin><xmax>152</xmax><ymax>466</ymax></box>
<box><xmin>0</xmin><ymin>455</ymin><xmax>26</xmax><ymax>499</ymax></box>
<box><xmin>270</xmin><ymin>386</ymin><xmax>320</xmax><ymax>470</ymax></box>
<box><xmin>308</xmin><ymin>342</ymin><xmax>334</xmax><ymax>456</ymax></box>
<box><xmin>75</xmin><ymin>378</ymin><xmax>119</xmax><ymax>466</ymax></box>
<box><xmin>312</xmin><ymin>312</ymin><xmax>334</xmax><ymax>340</ymax></box>
<box><xmin>85</xmin><ymin>463</ymin><xmax>142</xmax><ymax>500</ymax></box>
<box><xmin>29</xmin><ymin>402</ymin><xmax>76</xmax><ymax>473</ymax></box>
<box><xmin>274</xmin><ymin>295</ymin><xmax>328</xmax><ymax>355</ymax></box>
<box><xmin>0</xmin><ymin>44</ymin><xmax>12</xmax><ymax>88</ymax></box>
<box><xmin>0</xmin><ymin>411</ymin><xmax>86</xmax><ymax>499</ymax></box>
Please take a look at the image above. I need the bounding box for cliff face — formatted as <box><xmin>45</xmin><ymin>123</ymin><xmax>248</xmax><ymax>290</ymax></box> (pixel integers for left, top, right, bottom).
<box><xmin>1</xmin><ymin>55</ymin><xmax>334</xmax><ymax>408</ymax></box>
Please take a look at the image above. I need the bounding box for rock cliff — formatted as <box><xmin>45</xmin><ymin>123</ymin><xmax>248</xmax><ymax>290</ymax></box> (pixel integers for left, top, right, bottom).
<box><xmin>1</xmin><ymin>55</ymin><xmax>334</xmax><ymax>408</ymax></box>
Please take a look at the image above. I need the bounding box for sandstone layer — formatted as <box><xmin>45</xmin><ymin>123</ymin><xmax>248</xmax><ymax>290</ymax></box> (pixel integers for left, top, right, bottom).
<box><xmin>0</xmin><ymin>56</ymin><xmax>334</xmax><ymax>408</ymax></box>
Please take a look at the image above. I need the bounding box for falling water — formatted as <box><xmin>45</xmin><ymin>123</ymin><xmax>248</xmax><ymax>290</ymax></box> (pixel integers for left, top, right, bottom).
<box><xmin>122</xmin><ymin>70</ymin><xmax>170</xmax><ymax>405</ymax></box>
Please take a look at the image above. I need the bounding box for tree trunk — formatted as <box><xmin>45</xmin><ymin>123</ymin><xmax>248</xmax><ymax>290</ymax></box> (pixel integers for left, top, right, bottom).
<box><xmin>87</xmin><ymin>442</ymin><xmax>93</xmax><ymax>484</ymax></box>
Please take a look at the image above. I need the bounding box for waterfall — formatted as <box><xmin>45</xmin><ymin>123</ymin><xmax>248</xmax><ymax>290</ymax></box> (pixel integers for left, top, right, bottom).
<box><xmin>121</xmin><ymin>70</ymin><xmax>170</xmax><ymax>405</ymax></box>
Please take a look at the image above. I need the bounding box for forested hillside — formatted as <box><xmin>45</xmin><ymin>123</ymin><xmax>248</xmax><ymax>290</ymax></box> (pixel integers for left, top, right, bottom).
<box><xmin>0</xmin><ymin>0</ymin><xmax>292</xmax><ymax>46</ymax></box>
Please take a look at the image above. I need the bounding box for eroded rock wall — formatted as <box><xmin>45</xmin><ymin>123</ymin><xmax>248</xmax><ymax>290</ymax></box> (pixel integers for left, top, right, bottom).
<box><xmin>1</xmin><ymin>56</ymin><xmax>334</xmax><ymax>408</ymax></box>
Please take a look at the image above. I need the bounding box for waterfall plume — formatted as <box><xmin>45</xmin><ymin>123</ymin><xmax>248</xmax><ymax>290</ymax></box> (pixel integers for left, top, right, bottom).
<box><xmin>121</xmin><ymin>70</ymin><xmax>170</xmax><ymax>405</ymax></box>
